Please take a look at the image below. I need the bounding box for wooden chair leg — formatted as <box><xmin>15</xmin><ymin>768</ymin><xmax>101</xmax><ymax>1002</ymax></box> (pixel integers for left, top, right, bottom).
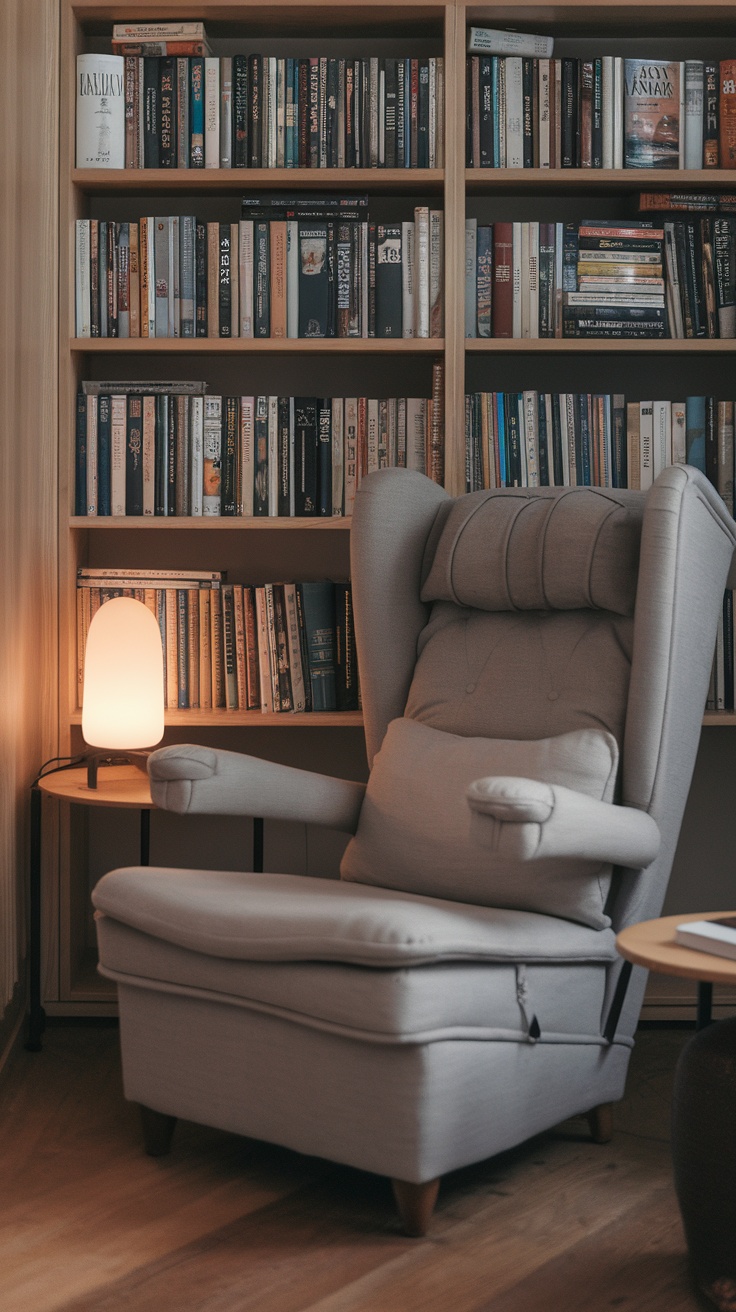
<box><xmin>391</xmin><ymin>1178</ymin><xmax>440</xmax><ymax>1237</ymax></box>
<box><xmin>140</xmin><ymin>1105</ymin><xmax>177</xmax><ymax>1157</ymax></box>
<box><xmin>587</xmin><ymin>1102</ymin><xmax>614</xmax><ymax>1144</ymax></box>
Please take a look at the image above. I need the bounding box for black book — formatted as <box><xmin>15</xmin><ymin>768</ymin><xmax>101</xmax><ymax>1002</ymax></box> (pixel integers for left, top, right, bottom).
<box><xmin>294</xmin><ymin>397</ymin><xmax>318</xmax><ymax>516</ymax></box>
<box><xmin>125</xmin><ymin>394</ymin><xmax>143</xmax><ymax>516</ymax></box>
<box><xmin>704</xmin><ymin>61</ymin><xmax>720</xmax><ymax>167</ymax></box>
<box><xmin>479</xmin><ymin>56</ymin><xmax>493</xmax><ymax>168</ymax></box>
<box><xmin>592</xmin><ymin>59</ymin><xmax>603</xmax><ymax>168</ymax></box>
<box><xmin>174</xmin><ymin>395</ymin><xmax>189</xmax><ymax>516</ymax></box>
<box><xmin>249</xmin><ymin>54</ymin><xmax>262</xmax><ymax>167</ymax></box>
<box><xmin>218</xmin><ymin>223</ymin><xmax>232</xmax><ymax>337</ymax></box>
<box><xmin>143</xmin><ymin>57</ymin><xmax>160</xmax><ymax>168</ymax></box>
<box><xmin>505</xmin><ymin>394</ymin><xmax>522</xmax><ymax>486</ymax></box>
<box><xmin>705</xmin><ymin>395</ymin><xmax>718</xmax><ymax>488</ymax></box>
<box><xmin>577</xmin><ymin>235</ymin><xmax>663</xmax><ymax>254</ymax></box>
<box><xmin>685</xmin><ymin>222</ymin><xmax>706</xmax><ymax>337</ymax></box>
<box><xmin>724</xmin><ymin>592</ymin><xmax>734</xmax><ymax>711</ymax></box>
<box><xmin>538</xmin><ymin>223</ymin><xmax>555</xmax><ymax>338</ymax></box>
<box><xmin>159</xmin><ymin>57</ymin><xmax>177</xmax><ymax>167</ymax></box>
<box><xmin>253</xmin><ymin>395</ymin><xmax>269</xmax><ymax>516</ymax></box>
<box><xmin>375</xmin><ymin>224</ymin><xmax>403</xmax><ymax>336</ymax></box>
<box><xmin>272</xmin><ymin>585</ymin><xmax>293</xmax><ymax>711</ymax></box>
<box><xmin>576</xmin><ymin>394</ymin><xmax>591</xmax><ymax>487</ymax></box>
<box><xmin>714</xmin><ymin>217</ymin><xmax>736</xmax><ymax>337</ymax></box>
<box><xmin>298</xmin><ymin>222</ymin><xmax>329</xmax><ymax>337</ymax></box>
<box><xmin>701</xmin><ymin>217</ymin><xmax>718</xmax><ymax>338</ymax></box>
<box><xmin>335</xmin><ymin>581</ymin><xmax>359</xmax><ymax>711</ymax></box>
<box><xmin>551</xmin><ymin>395</ymin><xmax>565</xmax><ymax>487</ymax></box>
<box><xmin>277</xmin><ymin>396</ymin><xmax>291</xmax><ymax>517</ymax></box>
<box><xmin>254</xmin><ymin>222</ymin><xmax>270</xmax><ymax>337</ymax></box>
<box><xmin>167</xmin><ymin>394</ymin><xmax>177</xmax><ymax>514</ymax></box>
<box><xmin>561</xmin><ymin>59</ymin><xmax>577</xmax><ymax>168</ymax></box>
<box><xmin>345</xmin><ymin>61</ymin><xmax>356</xmax><ymax>167</ymax></box>
<box><xmin>221</xmin><ymin>395</ymin><xmax>238</xmax><ymax>516</ymax></box>
<box><xmin>298</xmin><ymin>581</ymin><xmax>337</xmax><ymax>712</ymax></box>
<box><xmin>97</xmin><ymin>394</ymin><xmax>111</xmax><ymax>516</ymax></box>
<box><xmin>298</xmin><ymin>58</ymin><xmax>310</xmax><ymax>167</ymax></box>
<box><xmin>326</xmin><ymin>58</ymin><xmax>339</xmax><ymax>168</ymax></box>
<box><xmin>294</xmin><ymin>585</ymin><xmax>313</xmax><ymax>711</ymax></box>
<box><xmin>417</xmin><ymin>59</ymin><xmax>430</xmax><ymax>167</ymax></box>
<box><xmin>384</xmin><ymin>59</ymin><xmax>397</xmax><ymax>168</ymax></box>
<box><xmin>74</xmin><ymin>390</ymin><xmax>87</xmax><ymax>515</ymax></box>
<box><xmin>195</xmin><ymin>221</ymin><xmax>207</xmax><ymax>336</ymax></box>
<box><xmin>309</xmin><ymin>58</ymin><xmax>320</xmax><ymax>167</ymax></box>
<box><xmin>674</xmin><ymin>223</ymin><xmax>694</xmax><ymax>337</ymax></box>
<box><xmin>154</xmin><ymin>395</ymin><xmax>168</xmax><ymax>516</ymax></box>
<box><xmin>612</xmin><ymin>394</ymin><xmax>627</xmax><ymax>488</ymax></box>
<box><xmin>233</xmin><ymin>55</ymin><xmax>249</xmax><ymax>167</ymax></box>
<box><xmin>522</xmin><ymin>59</ymin><xmax>534</xmax><ymax>168</ymax></box>
<box><xmin>105</xmin><ymin>223</ymin><xmax>118</xmax><ymax>337</ymax></box>
<box><xmin>368</xmin><ymin>222</ymin><xmax>377</xmax><ymax>337</ymax></box>
<box><xmin>537</xmin><ymin>394</ymin><xmax>549</xmax><ymax>487</ymax></box>
<box><xmin>318</xmin><ymin>399</ymin><xmax>332</xmax><ymax>515</ymax></box>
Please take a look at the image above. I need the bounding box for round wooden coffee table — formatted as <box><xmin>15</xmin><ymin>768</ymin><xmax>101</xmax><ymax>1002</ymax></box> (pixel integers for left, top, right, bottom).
<box><xmin>618</xmin><ymin>913</ymin><xmax>736</xmax><ymax>1312</ymax></box>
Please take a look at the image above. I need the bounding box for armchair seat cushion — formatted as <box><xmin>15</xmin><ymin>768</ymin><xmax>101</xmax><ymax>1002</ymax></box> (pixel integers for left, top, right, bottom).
<box><xmin>92</xmin><ymin>867</ymin><xmax>617</xmax><ymax>967</ymax></box>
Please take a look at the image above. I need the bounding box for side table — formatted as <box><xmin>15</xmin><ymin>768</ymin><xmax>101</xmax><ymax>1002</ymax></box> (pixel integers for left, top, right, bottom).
<box><xmin>617</xmin><ymin>913</ymin><xmax>736</xmax><ymax>1312</ymax></box>
<box><xmin>28</xmin><ymin>764</ymin><xmax>154</xmax><ymax>1052</ymax></box>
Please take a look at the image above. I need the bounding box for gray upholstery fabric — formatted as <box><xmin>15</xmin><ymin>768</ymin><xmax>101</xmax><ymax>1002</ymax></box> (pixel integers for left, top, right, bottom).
<box><xmin>92</xmin><ymin>866</ymin><xmax>616</xmax><ymax>966</ymax></box>
<box><xmin>96</xmin><ymin>916</ymin><xmax>613</xmax><ymax>1043</ymax></box>
<box><xmin>421</xmin><ymin>487</ymin><xmax>643</xmax><ymax>616</ymax></box>
<box><xmin>339</xmin><ymin>719</ymin><xmax>621</xmax><ymax>927</ymax></box>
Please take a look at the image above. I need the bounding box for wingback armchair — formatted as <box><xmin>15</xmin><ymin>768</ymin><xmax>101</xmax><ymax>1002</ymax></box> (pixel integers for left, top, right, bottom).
<box><xmin>92</xmin><ymin>465</ymin><xmax>736</xmax><ymax>1235</ymax></box>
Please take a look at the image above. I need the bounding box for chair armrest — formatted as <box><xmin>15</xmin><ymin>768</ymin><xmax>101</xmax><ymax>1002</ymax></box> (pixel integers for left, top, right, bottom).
<box><xmin>148</xmin><ymin>744</ymin><xmax>366</xmax><ymax>833</ymax></box>
<box><xmin>466</xmin><ymin>776</ymin><xmax>661</xmax><ymax>870</ymax></box>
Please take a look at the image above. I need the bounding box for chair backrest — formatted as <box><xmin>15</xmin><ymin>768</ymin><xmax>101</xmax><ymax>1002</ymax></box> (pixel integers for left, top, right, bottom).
<box><xmin>351</xmin><ymin>465</ymin><xmax>736</xmax><ymax>975</ymax></box>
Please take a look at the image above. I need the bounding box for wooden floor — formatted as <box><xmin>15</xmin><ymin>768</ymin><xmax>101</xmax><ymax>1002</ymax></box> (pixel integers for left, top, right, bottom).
<box><xmin>0</xmin><ymin>1024</ymin><xmax>714</xmax><ymax>1312</ymax></box>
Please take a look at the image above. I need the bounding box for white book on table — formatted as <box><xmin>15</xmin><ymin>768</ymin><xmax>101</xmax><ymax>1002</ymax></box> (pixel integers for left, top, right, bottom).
<box><xmin>675</xmin><ymin>918</ymin><xmax>736</xmax><ymax>960</ymax></box>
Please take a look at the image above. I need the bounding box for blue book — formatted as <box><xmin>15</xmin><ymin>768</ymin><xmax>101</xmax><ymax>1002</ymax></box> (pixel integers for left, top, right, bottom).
<box><xmin>97</xmin><ymin>394</ymin><xmax>111</xmax><ymax>516</ymax></box>
<box><xmin>686</xmin><ymin>396</ymin><xmax>706</xmax><ymax>473</ymax></box>
<box><xmin>190</xmin><ymin>58</ymin><xmax>204</xmax><ymax>167</ymax></box>
<box><xmin>495</xmin><ymin>392</ymin><xmax>507</xmax><ymax>486</ymax></box>
<box><xmin>298</xmin><ymin>582</ymin><xmax>337</xmax><ymax>712</ymax></box>
<box><xmin>75</xmin><ymin>390</ymin><xmax>87</xmax><ymax>516</ymax></box>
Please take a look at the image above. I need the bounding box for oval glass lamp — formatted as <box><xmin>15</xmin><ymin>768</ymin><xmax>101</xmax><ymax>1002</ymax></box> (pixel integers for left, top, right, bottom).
<box><xmin>82</xmin><ymin>597</ymin><xmax>165</xmax><ymax>788</ymax></box>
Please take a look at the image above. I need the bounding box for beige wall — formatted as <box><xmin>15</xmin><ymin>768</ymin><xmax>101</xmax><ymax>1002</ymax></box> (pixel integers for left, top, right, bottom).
<box><xmin>0</xmin><ymin>0</ymin><xmax>59</xmax><ymax>1062</ymax></box>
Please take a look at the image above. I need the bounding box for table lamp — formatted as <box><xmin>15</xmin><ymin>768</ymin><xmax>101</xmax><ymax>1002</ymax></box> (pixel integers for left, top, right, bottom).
<box><xmin>82</xmin><ymin>596</ymin><xmax>165</xmax><ymax>788</ymax></box>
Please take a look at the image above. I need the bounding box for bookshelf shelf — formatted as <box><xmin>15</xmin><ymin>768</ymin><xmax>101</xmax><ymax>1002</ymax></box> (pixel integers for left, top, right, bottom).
<box><xmin>69</xmin><ymin>709</ymin><xmax>364</xmax><ymax>727</ymax></box>
<box><xmin>465</xmin><ymin>168</ymin><xmax>736</xmax><ymax>194</ymax></box>
<box><xmin>73</xmin><ymin>167</ymin><xmax>445</xmax><ymax>194</ymax></box>
<box><xmin>466</xmin><ymin>340</ymin><xmax>736</xmax><ymax>354</ymax></box>
<box><xmin>70</xmin><ymin>516</ymin><xmax>352</xmax><ymax>529</ymax></box>
<box><xmin>71</xmin><ymin>338</ymin><xmax>444</xmax><ymax>354</ymax></box>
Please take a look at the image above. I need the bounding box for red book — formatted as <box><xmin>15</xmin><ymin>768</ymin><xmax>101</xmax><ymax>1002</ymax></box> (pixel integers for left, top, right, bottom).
<box><xmin>492</xmin><ymin>223</ymin><xmax>513</xmax><ymax>338</ymax></box>
<box><xmin>720</xmin><ymin>60</ymin><xmax>736</xmax><ymax>167</ymax></box>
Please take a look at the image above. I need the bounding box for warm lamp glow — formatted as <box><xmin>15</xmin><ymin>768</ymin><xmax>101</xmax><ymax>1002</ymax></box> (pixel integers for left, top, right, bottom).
<box><xmin>82</xmin><ymin>597</ymin><xmax>164</xmax><ymax>750</ymax></box>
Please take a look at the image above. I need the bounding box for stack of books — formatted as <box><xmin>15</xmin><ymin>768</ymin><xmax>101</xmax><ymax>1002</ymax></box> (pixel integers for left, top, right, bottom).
<box><xmin>76</xmin><ymin>371</ymin><xmax>444</xmax><ymax>519</ymax></box>
<box><xmin>565</xmin><ymin>221</ymin><xmax>666</xmax><ymax>338</ymax></box>
<box><xmin>74</xmin><ymin>198</ymin><xmax>444</xmax><ymax>339</ymax></box>
<box><xmin>76</xmin><ymin>26</ymin><xmax>444</xmax><ymax>170</ymax></box>
<box><xmin>77</xmin><ymin>569</ymin><xmax>359</xmax><ymax>714</ymax></box>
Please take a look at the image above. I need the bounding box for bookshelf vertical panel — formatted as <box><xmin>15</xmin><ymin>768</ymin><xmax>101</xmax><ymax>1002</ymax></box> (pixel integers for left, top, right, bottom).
<box><xmin>443</xmin><ymin>2</ymin><xmax>467</xmax><ymax>496</ymax></box>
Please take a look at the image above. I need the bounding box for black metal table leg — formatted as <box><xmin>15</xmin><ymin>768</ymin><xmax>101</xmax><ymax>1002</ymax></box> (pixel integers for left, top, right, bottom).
<box><xmin>253</xmin><ymin>817</ymin><xmax>264</xmax><ymax>874</ymax></box>
<box><xmin>26</xmin><ymin>785</ymin><xmax>46</xmax><ymax>1051</ymax></box>
<box><xmin>140</xmin><ymin>808</ymin><xmax>150</xmax><ymax>866</ymax></box>
<box><xmin>697</xmin><ymin>980</ymin><xmax>713</xmax><ymax>1031</ymax></box>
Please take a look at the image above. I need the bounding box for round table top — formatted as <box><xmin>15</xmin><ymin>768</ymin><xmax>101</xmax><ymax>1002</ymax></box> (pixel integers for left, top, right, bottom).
<box><xmin>617</xmin><ymin>912</ymin><xmax>736</xmax><ymax>985</ymax></box>
<box><xmin>37</xmin><ymin>764</ymin><xmax>153</xmax><ymax>809</ymax></box>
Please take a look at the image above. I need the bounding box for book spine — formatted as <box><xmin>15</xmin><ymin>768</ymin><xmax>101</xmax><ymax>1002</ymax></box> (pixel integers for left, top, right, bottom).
<box><xmin>204</xmin><ymin>57</ymin><xmax>220</xmax><ymax>168</ymax></box>
<box><xmin>77</xmin><ymin>54</ymin><xmax>125</xmax><ymax>168</ymax></box>
<box><xmin>704</xmin><ymin>61</ymin><xmax>719</xmax><ymax>168</ymax></box>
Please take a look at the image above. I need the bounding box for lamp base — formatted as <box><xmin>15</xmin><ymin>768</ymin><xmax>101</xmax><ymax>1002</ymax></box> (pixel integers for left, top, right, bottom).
<box><xmin>86</xmin><ymin>751</ymin><xmax>152</xmax><ymax>790</ymax></box>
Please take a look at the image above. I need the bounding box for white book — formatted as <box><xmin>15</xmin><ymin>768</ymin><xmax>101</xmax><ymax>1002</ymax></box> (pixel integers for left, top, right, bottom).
<box><xmin>523</xmin><ymin>392</ymin><xmax>539</xmax><ymax>487</ymax></box>
<box><xmin>240</xmin><ymin>397</ymin><xmax>255</xmax><ymax>517</ymax></box>
<box><xmin>76</xmin><ymin>54</ymin><xmax>125</xmax><ymax>168</ymax></box>
<box><xmin>538</xmin><ymin>61</ymin><xmax>551</xmax><ymax>168</ymax></box>
<box><xmin>544</xmin><ymin>394</ymin><xmax>555</xmax><ymax>485</ymax></box>
<box><xmin>613</xmin><ymin>58</ymin><xmax>624</xmax><ymax>170</ymax></box>
<box><xmin>652</xmin><ymin>400</ymin><xmax>671</xmax><ymax>477</ymax></box>
<box><xmin>110</xmin><ymin>394</ymin><xmax>127</xmax><ymax>516</ymax></box>
<box><xmin>282</xmin><ymin>584</ymin><xmax>306</xmax><ymax>712</ymax></box>
<box><xmin>331</xmin><ymin>398</ymin><xmax>344</xmax><ymax>516</ymax></box>
<box><xmin>675</xmin><ymin>918</ymin><xmax>736</xmax><ymax>960</ymax></box>
<box><xmin>517</xmin><ymin>394</ymin><xmax>528</xmax><ymax>486</ymax></box>
<box><xmin>512</xmin><ymin>223</ymin><xmax>522</xmax><ymax>338</ymax></box>
<box><xmin>505</xmin><ymin>58</ymin><xmax>524</xmax><ymax>168</ymax></box>
<box><xmin>528</xmin><ymin>222</ymin><xmax>539</xmax><ymax>340</ymax></box>
<box><xmin>189</xmin><ymin>395</ymin><xmax>203</xmax><ymax>516</ymax></box>
<box><xmin>684</xmin><ymin>60</ymin><xmax>704</xmax><ymax>170</ymax></box>
<box><xmin>366</xmin><ymin>399</ymin><xmax>380</xmax><ymax>474</ymax></box>
<box><xmin>204</xmin><ymin>58</ymin><xmax>220</xmax><ymax>169</ymax></box>
<box><xmin>142</xmin><ymin>394</ymin><xmax>156</xmax><ymax>516</ymax></box>
<box><xmin>559</xmin><ymin>395</ymin><xmax>570</xmax><ymax>487</ymax></box>
<box><xmin>202</xmin><ymin>396</ymin><xmax>222</xmax><ymax>515</ymax></box>
<box><xmin>672</xmin><ymin>401</ymin><xmax>687</xmax><ymax>464</ymax></box>
<box><xmin>678</xmin><ymin>61</ymin><xmax>686</xmax><ymax>170</ymax></box>
<box><xmin>146</xmin><ymin>217</ymin><xmax>156</xmax><ymax>337</ymax></box>
<box><xmin>601</xmin><ymin>57</ymin><xmax>614</xmax><ymax>169</ymax></box>
<box><xmin>398</xmin><ymin>396</ymin><xmax>407</xmax><ymax>468</ymax></box>
<box><xmin>75</xmin><ymin>220</ymin><xmax>91</xmax><ymax>337</ymax></box>
<box><xmin>387</xmin><ymin>397</ymin><xmax>398</xmax><ymax>467</ymax></box>
<box><xmin>639</xmin><ymin>401</ymin><xmax>654</xmax><ymax>490</ymax></box>
<box><xmin>435</xmin><ymin>58</ymin><xmax>444</xmax><ymax>169</ymax></box>
<box><xmin>520</xmin><ymin>224</ymin><xmax>530</xmax><ymax>337</ymax></box>
<box><xmin>415</xmin><ymin>207</ymin><xmax>430</xmax><ymax>337</ymax></box>
<box><xmin>406</xmin><ymin>398</ymin><xmax>427</xmax><ymax>474</ymax></box>
<box><xmin>565</xmin><ymin>292</ymin><xmax>665</xmax><ymax>308</ymax></box>
<box><xmin>220</xmin><ymin>56</ymin><xmax>233</xmax><ymax>167</ymax></box>
<box><xmin>554</xmin><ymin>223</ymin><xmax>564</xmax><ymax>337</ymax></box>
<box><xmin>344</xmin><ymin>398</ymin><xmax>359</xmax><ymax>514</ymax></box>
<box><xmin>112</xmin><ymin>21</ymin><xmax>206</xmax><ymax>40</ymax></box>
<box><xmin>85</xmin><ymin>396</ymin><xmax>98</xmax><ymax>515</ymax></box>
<box><xmin>429</xmin><ymin>211</ymin><xmax>443</xmax><ymax>338</ymax></box>
<box><xmin>286</xmin><ymin>220</ymin><xmax>299</xmax><ymax>337</ymax></box>
<box><xmin>170</xmin><ymin>216</ymin><xmax>179</xmax><ymax>337</ymax></box>
<box><xmin>230</xmin><ymin>222</ymin><xmax>239</xmax><ymax>337</ymax></box>
<box><xmin>402</xmin><ymin>221</ymin><xmax>415</xmax><ymax>338</ymax></box>
<box><xmin>465</xmin><ymin>218</ymin><xmax>478</xmax><ymax>338</ymax></box>
<box><xmin>467</xmin><ymin>27</ymin><xmax>553</xmax><ymax>57</ymax></box>
<box><xmin>268</xmin><ymin>394</ymin><xmax>279</xmax><ymax>515</ymax></box>
<box><xmin>239</xmin><ymin>220</ymin><xmax>254</xmax><ymax>337</ymax></box>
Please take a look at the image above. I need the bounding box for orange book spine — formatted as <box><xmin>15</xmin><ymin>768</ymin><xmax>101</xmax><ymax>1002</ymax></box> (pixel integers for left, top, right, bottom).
<box><xmin>720</xmin><ymin>60</ymin><xmax>736</xmax><ymax>167</ymax></box>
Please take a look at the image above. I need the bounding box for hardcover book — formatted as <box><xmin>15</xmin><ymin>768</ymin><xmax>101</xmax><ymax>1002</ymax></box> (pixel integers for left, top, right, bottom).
<box><xmin>624</xmin><ymin>59</ymin><xmax>682</xmax><ymax>168</ymax></box>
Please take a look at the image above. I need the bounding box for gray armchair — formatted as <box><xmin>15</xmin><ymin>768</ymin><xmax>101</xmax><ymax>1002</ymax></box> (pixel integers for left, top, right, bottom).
<box><xmin>92</xmin><ymin>465</ymin><xmax>736</xmax><ymax>1236</ymax></box>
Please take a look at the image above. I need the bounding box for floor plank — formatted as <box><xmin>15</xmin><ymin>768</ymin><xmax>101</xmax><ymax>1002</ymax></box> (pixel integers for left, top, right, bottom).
<box><xmin>0</xmin><ymin>1025</ymin><xmax>708</xmax><ymax>1312</ymax></box>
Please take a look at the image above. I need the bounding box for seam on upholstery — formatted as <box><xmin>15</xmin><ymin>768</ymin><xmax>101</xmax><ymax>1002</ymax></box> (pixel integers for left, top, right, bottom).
<box><xmin>501</xmin><ymin>501</ymin><xmax>526</xmax><ymax>611</ymax></box>
<box><xmin>445</xmin><ymin>494</ymin><xmax>497</xmax><ymax>604</ymax></box>
<box><xmin>586</xmin><ymin>501</ymin><xmax>622</xmax><ymax>610</ymax></box>
<box><xmin>537</xmin><ymin>496</ymin><xmax>559</xmax><ymax>608</ymax></box>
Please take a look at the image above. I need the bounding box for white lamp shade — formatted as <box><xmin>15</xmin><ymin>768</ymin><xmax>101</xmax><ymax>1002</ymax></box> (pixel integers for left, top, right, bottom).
<box><xmin>82</xmin><ymin>597</ymin><xmax>165</xmax><ymax>750</ymax></box>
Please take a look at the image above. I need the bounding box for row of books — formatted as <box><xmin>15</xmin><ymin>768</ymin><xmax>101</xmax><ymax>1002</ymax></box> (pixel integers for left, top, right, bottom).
<box><xmin>77</xmin><ymin>569</ymin><xmax>359</xmax><ymax>714</ymax></box>
<box><xmin>466</xmin><ymin>56</ymin><xmax>736</xmax><ymax>171</ymax></box>
<box><xmin>75</xmin><ymin>374</ymin><xmax>445</xmax><ymax>519</ymax></box>
<box><xmin>465</xmin><ymin>393</ymin><xmax>736</xmax><ymax>512</ymax></box>
<box><xmin>465</xmin><ymin>219</ymin><xmax>667</xmax><ymax>340</ymax></box>
<box><xmin>74</xmin><ymin>203</ymin><xmax>444</xmax><ymax>339</ymax></box>
<box><xmin>77</xmin><ymin>49</ymin><xmax>444</xmax><ymax>170</ymax></box>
